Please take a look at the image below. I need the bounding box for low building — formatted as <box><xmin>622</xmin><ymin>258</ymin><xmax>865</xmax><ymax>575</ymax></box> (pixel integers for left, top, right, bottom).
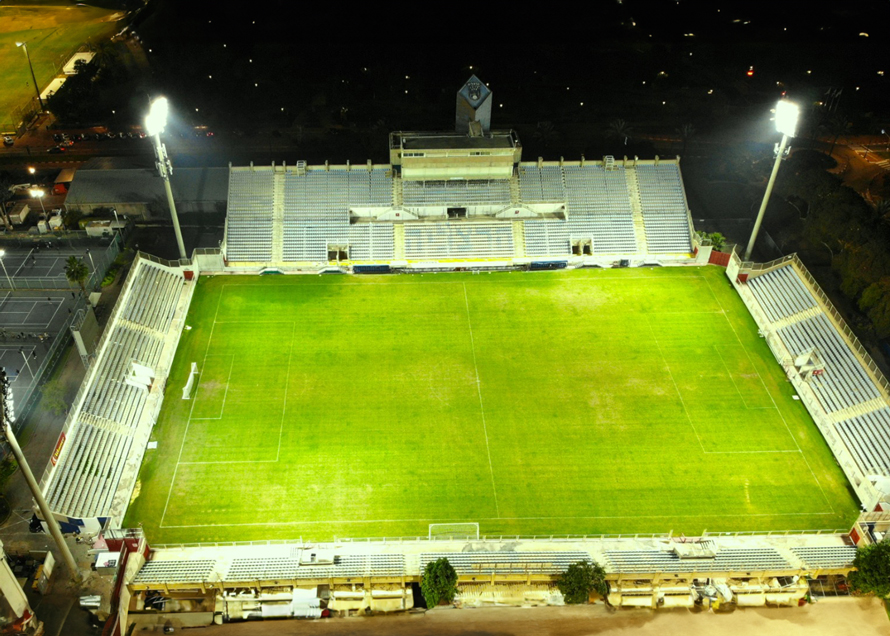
<box><xmin>65</xmin><ymin>158</ymin><xmax>228</xmax><ymax>220</ymax></box>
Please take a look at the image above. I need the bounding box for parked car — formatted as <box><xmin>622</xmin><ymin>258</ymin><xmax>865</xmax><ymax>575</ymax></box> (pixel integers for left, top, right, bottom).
<box><xmin>3</xmin><ymin>136</ymin><xmax>13</xmax><ymax>147</ymax></box>
<box><xmin>7</xmin><ymin>183</ymin><xmax>35</xmax><ymax>194</ymax></box>
<box><xmin>47</xmin><ymin>146</ymin><xmax>66</xmax><ymax>153</ymax></box>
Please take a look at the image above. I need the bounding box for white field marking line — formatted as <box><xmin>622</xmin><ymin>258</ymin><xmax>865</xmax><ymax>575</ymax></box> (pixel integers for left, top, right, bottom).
<box><xmin>463</xmin><ymin>282</ymin><xmax>500</xmax><ymax>519</ymax></box>
<box><xmin>11</xmin><ymin>249</ymin><xmax>32</xmax><ymax>277</ymax></box>
<box><xmin>275</xmin><ymin>322</ymin><xmax>297</xmax><ymax>462</ymax></box>
<box><xmin>713</xmin><ymin>344</ymin><xmax>775</xmax><ymax>411</ymax></box>
<box><xmin>209</xmin><ymin>275</ymin><xmax>691</xmax><ymax>289</ymax></box>
<box><xmin>46</xmin><ymin>295</ymin><xmax>66</xmax><ymax>329</ymax></box>
<box><xmin>212</xmin><ymin>311</ymin><xmax>729</xmax><ymax>325</ymax></box>
<box><xmin>644</xmin><ymin>314</ymin><xmax>706</xmax><ymax>453</ymax></box>
<box><xmin>186</xmin><ymin>354</ymin><xmax>236</xmax><ymax>420</ymax></box>
<box><xmin>703</xmin><ymin>276</ymin><xmax>835</xmax><ymax>512</ymax></box>
<box><xmin>160</xmin><ymin>284</ymin><xmax>227</xmax><ymax>527</ymax></box>
<box><xmin>160</xmin><ymin>510</ymin><xmax>842</xmax><ymax>529</ymax></box>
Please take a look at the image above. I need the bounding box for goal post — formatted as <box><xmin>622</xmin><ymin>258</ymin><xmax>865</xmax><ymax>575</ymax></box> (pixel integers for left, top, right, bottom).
<box><xmin>429</xmin><ymin>523</ymin><xmax>479</xmax><ymax>541</ymax></box>
<box><xmin>182</xmin><ymin>362</ymin><xmax>198</xmax><ymax>399</ymax></box>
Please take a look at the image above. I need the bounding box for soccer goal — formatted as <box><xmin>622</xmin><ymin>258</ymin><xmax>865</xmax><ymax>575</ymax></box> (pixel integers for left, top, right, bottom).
<box><xmin>429</xmin><ymin>523</ymin><xmax>479</xmax><ymax>541</ymax></box>
<box><xmin>182</xmin><ymin>362</ymin><xmax>199</xmax><ymax>399</ymax></box>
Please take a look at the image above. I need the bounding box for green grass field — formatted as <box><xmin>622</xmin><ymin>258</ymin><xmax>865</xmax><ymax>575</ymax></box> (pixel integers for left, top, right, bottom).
<box><xmin>0</xmin><ymin>2</ymin><xmax>120</xmax><ymax>129</ymax></box>
<box><xmin>124</xmin><ymin>266</ymin><xmax>860</xmax><ymax>544</ymax></box>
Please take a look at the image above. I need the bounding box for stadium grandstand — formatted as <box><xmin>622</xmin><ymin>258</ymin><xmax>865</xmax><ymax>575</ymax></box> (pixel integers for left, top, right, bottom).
<box><xmin>221</xmin><ymin>78</ymin><xmax>694</xmax><ymax>267</ymax></box>
<box><xmin>25</xmin><ymin>77</ymin><xmax>890</xmax><ymax>631</ymax></box>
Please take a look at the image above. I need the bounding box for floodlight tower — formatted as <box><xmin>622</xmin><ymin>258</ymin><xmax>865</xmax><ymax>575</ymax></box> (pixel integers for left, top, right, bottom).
<box><xmin>145</xmin><ymin>97</ymin><xmax>187</xmax><ymax>259</ymax></box>
<box><xmin>0</xmin><ymin>370</ymin><xmax>80</xmax><ymax>581</ymax></box>
<box><xmin>744</xmin><ymin>100</ymin><xmax>799</xmax><ymax>261</ymax></box>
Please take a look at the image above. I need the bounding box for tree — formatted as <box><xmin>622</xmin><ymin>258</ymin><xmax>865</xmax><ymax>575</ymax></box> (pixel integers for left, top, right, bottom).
<box><xmin>676</xmin><ymin>123</ymin><xmax>696</xmax><ymax>157</ymax></box>
<box><xmin>420</xmin><ymin>558</ymin><xmax>458</xmax><ymax>607</ymax></box>
<box><xmin>557</xmin><ymin>560</ymin><xmax>608</xmax><ymax>604</ymax></box>
<box><xmin>699</xmin><ymin>232</ymin><xmax>726</xmax><ymax>251</ymax></box>
<box><xmin>605</xmin><ymin>119</ymin><xmax>633</xmax><ymax>147</ymax></box>
<box><xmin>40</xmin><ymin>379</ymin><xmax>68</xmax><ymax>417</ymax></box>
<box><xmin>533</xmin><ymin>121</ymin><xmax>559</xmax><ymax>149</ymax></box>
<box><xmin>64</xmin><ymin>256</ymin><xmax>89</xmax><ymax>295</ymax></box>
<box><xmin>822</xmin><ymin>113</ymin><xmax>852</xmax><ymax>157</ymax></box>
<box><xmin>849</xmin><ymin>542</ymin><xmax>890</xmax><ymax>597</ymax></box>
<box><xmin>859</xmin><ymin>277</ymin><xmax>890</xmax><ymax>339</ymax></box>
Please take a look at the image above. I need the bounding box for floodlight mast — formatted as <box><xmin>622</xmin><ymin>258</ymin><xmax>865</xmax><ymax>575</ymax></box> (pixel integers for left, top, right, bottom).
<box><xmin>146</xmin><ymin>98</ymin><xmax>187</xmax><ymax>260</ymax></box>
<box><xmin>0</xmin><ymin>371</ymin><xmax>80</xmax><ymax>581</ymax></box>
<box><xmin>744</xmin><ymin>100</ymin><xmax>799</xmax><ymax>261</ymax></box>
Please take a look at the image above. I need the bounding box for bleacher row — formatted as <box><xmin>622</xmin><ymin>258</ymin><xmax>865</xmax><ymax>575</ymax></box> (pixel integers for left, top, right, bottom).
<box><xmin>604</xmin><ymin>548</ymin><xmax>790</xmax><ymax>574</ymax></box>
<box><xmin>746</xmin><ymin>264</ymin><xmax>890</xmax><ymax>479</ymax></box>
<box><xmin>404</xmin><ymin>222</ymin><xmax>514</xmax><ymax>260</ymax></box>
<box><xmin>44</xmin><ymin>260</ymin><xmax>184</xmax><ymax>519</ymax></box>
<box><xmin>402</xmin><ymin>179</ymin><xmax>511</xmax><ymax>206</ymax></box>
<box><xmin>635</xmin><ymin>165</ymin><xmax>693</xmax><ymax>253</ymax></box>
<box><xmin>225</xmin><ymin>162</ymin><xmax>693</xmax><ymax>262</ymax></box>
<box><xmin>227</xmin><ymin>170</ymin><xmax>275</xmax><ymax>262</ymax></box>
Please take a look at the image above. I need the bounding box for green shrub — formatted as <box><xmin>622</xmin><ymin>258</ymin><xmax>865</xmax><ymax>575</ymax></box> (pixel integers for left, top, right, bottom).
<box><xmin>420</xmin><ymin>558</ymin><xmax>458</xmax><ymax>607</ymax></box>
<box><xmin>557</xmin><ymin>560</ymin><xmax>608</xmax><ymax>604</ymax></box>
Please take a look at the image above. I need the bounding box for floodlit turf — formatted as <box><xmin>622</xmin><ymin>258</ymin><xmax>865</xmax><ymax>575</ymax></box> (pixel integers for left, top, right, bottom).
<box><xmin>0</xmin><ymin>3</ymin><xmax>119</xmax><ymax>129</ymax></box>
<box><xmin>125</xmin><ymin>266</ymin><xmax>860</xmax><ymax>544</ymax></box>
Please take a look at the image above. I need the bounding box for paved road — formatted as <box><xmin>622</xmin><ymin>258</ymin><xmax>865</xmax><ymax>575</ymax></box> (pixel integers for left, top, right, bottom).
<box><xmin>149</xmin><ymin>597</ymin><xmax>889</xmax><ymax>636</ymax></box>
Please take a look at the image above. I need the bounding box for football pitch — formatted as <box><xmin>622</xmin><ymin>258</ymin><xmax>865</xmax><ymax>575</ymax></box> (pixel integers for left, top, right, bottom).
<box><xmin>125</xmin><ymin>266</ymin><xmax>860</xmax><ymax>544</ymax></box>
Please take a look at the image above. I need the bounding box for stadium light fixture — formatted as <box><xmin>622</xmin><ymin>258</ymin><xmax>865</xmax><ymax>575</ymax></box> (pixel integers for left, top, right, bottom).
<box><xmin>0</xmin><ymin>370</ymin><xmax>80</xmax><ymax>581</ymax></box>
<box><xmin>145</xmin><ymin>96</ymin><xmax>169</xmax><ymax>136</ymax></box>
<box><xmin>145</xmin><ymin>97</ymin><xmax>187</xmax><ymax>259</ymax></box>
<box><xmin>744</xmin><ymin>100</ymin><xmax>799</xmax><ymax>261</ymax></box>
<box><xmin>774</xmin><ymin>100</ymin><xmax>799</xmax><ymax>137</ymax></box>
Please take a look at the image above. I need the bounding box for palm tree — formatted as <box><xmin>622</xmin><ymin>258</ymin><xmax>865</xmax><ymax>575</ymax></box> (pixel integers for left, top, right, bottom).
<box><xmin>823</xmin><ymin>113</ymin><xmax>852</xmax><ymax>157</ymax></box>
<box><xmin>533</xmin><ymin>121</ymin><xmax>559</xmax><ymax>149</ymax></box>
<box><xmin>64</xmin><ymin>256</ymin><xmax>89</xmax><ymax>295</ymax></box>
<box><xmin>675</xmin><ymin>123</ymin><xmax>696</xmax><ymax>156</ymax></box>
<box><xmin>605</xmin><ymin>119</ymin><xmax>633</xmax><ymax>146</ymax></box>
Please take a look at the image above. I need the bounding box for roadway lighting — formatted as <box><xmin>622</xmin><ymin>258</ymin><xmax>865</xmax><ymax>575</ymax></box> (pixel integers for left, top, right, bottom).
<box><xmin>15</xmin><ymin>42</ymin><xmax>45</xmax><ymax>112</ymax></box>
<box><xmin>145</xmin><ymin>97</ymin><xmax>187</xmax><ymax>259</ymax></box>
<box><xmin>29</xmin><ymin>189</ymin><xmax>46</xmax><ymax>216</ymax></box>
<box><xmin>0</xmin><ymin>250</ymin><xmax>14</xmax><ymax>290</ymax></box>
<box><xmin>744</xmin><ymin>100</ymin><xmax>799</xmax><ymax>261</ymax></box>
<box><xmin>27</xmin><ymin>167</ymin><xmax>35</xmax><ymax>174</ymax></box>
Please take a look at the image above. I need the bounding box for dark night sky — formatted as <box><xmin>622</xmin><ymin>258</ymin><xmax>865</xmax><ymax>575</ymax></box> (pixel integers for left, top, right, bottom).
<box><xmin>127</xmin><ymin>0</ymin><xmax>890</xmax><ymax>139</ymax></box>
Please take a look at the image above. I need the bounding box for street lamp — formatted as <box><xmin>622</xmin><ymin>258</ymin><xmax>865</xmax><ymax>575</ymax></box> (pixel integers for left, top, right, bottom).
<box><xmin>29</xmin><ymin>189</ymin><xmax>46</xmax><ymax>217</ymax></box>
<box><xmin>145</xmin><ymin>97</ymin><xmax>187</xmax><ymax>259</ymax></box>
<box><xmin>883</xmin><ymin>129</ymin><xmax>890</xmax><ymax>152</ymax></box>
<box><xmin>15</xmin><ymin>42</ymin><xmax>45</xmax><ymax>112</ymax></box>
<box><xmin>0</xmin><ymin>250</ymin><xmax>14</xmax><ymax>290</ymax></box>
<box><xmin>744</xmin><ymin>100</ymin><xmax>799</xmax><ymax>261</ymax></box>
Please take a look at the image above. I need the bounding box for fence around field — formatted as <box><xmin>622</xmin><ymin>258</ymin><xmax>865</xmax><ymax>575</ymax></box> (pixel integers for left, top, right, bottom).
<box><xmin>7</xmin><ymin>294</ymin><xmax>88</xmax><ymax>434</ymax></box>
<box><xmin>150</xmin><ymin>527</ymin><xmax>852</xmax><ymax>551</ymax></box>
<box><xmin>0</xmin><ymin>233</ymin><xmax>123</xmax><ymax>291</ymax></box>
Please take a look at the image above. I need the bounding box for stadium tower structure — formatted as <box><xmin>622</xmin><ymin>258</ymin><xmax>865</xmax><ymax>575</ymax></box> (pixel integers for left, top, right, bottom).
<box><xmin>220</xmin><ymin>76</ymin><xmax>697</xmax><ymax>269</ymax></box>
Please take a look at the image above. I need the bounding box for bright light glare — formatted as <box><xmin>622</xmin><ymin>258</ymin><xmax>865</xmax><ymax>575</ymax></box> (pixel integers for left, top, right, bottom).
<box><xmin>775</xmin><ymin>100</ymin><xmax>799</xmax><ymax>137</ymax></box>
<box><xmin>145</xmin><ymin>97</ymin><xmax>169</xmax><ymax>136</ymax></box>
<box><xmin>29</xmin><ymin>189</ymin><xmax>44</xmax><ymax>198</ymax></box>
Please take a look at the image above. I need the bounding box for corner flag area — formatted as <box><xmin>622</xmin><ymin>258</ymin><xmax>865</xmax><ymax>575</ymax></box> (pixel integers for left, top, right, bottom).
<box><xmin>125</xmin><ymin>266</ymin><xmax>859</xmax><ymax>544</ymax></box>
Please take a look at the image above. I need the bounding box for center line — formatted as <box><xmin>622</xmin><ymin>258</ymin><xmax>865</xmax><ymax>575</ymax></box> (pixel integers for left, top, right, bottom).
<box><xmin>464</xmin><ymin>282</ymin><xmax>500</xmax><ymax>518</ymax></box>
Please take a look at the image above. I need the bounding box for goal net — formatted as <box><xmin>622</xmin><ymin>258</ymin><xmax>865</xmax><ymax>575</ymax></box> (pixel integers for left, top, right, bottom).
<box><xmin>182</xmin><ymin>362</ymin><xmax>198</xmax><ymax>399</ymax></box>
<box><xmin>429</xmin><ymin>523</ymin><xmax>479</xmax><ymax>541</ymax></box>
